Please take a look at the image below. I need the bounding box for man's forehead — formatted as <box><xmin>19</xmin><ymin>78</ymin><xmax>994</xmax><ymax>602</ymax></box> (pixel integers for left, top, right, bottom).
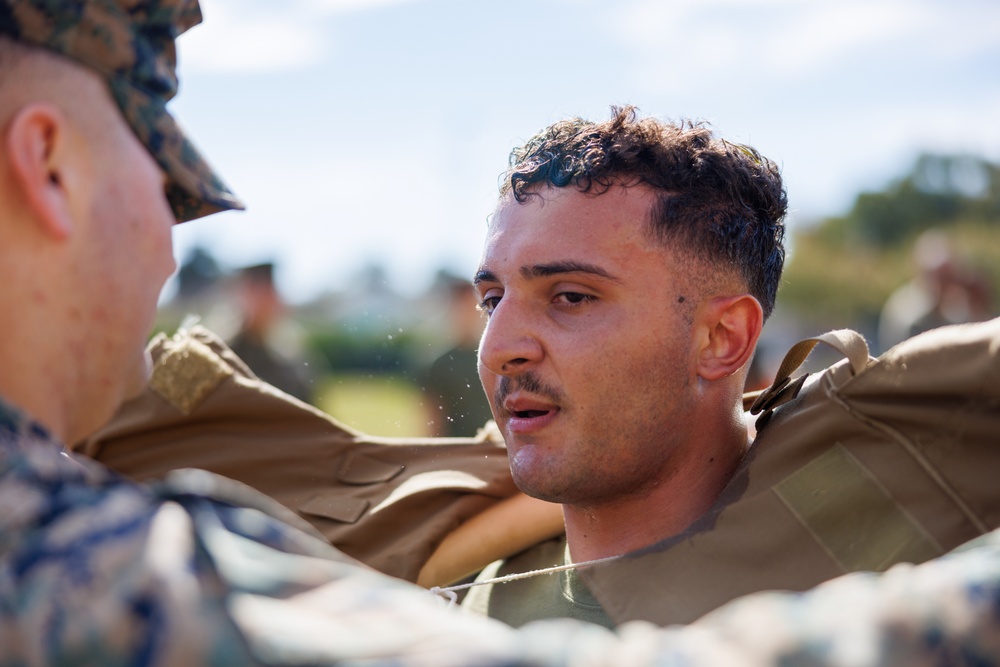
<box><xmin>482</xmin><ymin>184</ymin><xmax>658</xmax><ymax>259</ymax></box>
<box><xmin>476</xmin><ymin>190</ymin><xmax>674</xmax><ymax>292</ymax></box>
<box><xmin>490</xmin><ymin>183</ymin><xmax>659</xmax><ymax>229</ymax></box>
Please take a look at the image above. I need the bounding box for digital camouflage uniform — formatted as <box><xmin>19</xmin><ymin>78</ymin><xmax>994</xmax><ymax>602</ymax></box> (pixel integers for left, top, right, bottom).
<box><xmin>3</xmin><ymin>393</ymin><xmax>1000</xmax><ymax>665</ymax></box>
<box><xmin>0</xmin><ymin>396</ymin><xmax>518</xmax><ymax>665</ymax></box>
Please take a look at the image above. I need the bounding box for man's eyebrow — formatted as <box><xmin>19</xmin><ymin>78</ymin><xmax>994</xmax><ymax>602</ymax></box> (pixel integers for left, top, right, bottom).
<box><xmin>523</xmin><ymin>261</ymin><xmax>621</xmax><ymax>282</ymax></box>
<box><xmin>473</xmin><ymin>262</ymin><xmax>622</xmax><ymax>286</ymax></box>
<box><xmin>473</xmin><ymin>269</ymin><xmax>497</xmax><ymax>286</ymax></box>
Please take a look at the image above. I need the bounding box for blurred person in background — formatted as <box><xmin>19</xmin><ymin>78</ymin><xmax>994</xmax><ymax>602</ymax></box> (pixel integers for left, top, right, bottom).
<box><xmin>879</xmin><ymin>229</ymin><xmax>994</xmax><ymax>353</ymax></box>
<box><xmin>226</xmin><ymin>261</ymin><xmax>315</xmax><ymax>403</ymax></box>
<box><xmin>421</xmin><ymin>273</ymin><xmax>494</xmax><ymax>436</ymax></box>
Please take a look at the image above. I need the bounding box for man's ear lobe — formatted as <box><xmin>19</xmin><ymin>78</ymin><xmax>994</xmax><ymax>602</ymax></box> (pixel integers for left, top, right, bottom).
<box><xmin>6</xmin><ymin>103</ymin><xmax>76</xmax><ymax>240</ymax></box>
<box><xmin>697</xmin><ymin>294</ymin><xmax>763</xmax><ymax>382</ymax></box>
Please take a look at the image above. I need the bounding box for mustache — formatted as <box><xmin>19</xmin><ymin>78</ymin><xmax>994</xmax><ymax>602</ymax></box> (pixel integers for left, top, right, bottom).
<box><xmin>495</xmin><ymin>371</ymin><xmax>564</xmax><ymax>409</ymax></box>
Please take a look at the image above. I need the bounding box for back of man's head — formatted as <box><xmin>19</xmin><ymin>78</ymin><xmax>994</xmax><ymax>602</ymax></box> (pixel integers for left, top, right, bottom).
<box><xmin>500</xmin><ymin>106</ymin><xmax>787</xmax><ymax>319</ymax></box>
<box><xmin>0</xmin><ymin>0</ymin><xmax>243</xmax><ymax>443</ymax></box>
<box><xmin>0</xmin><ymin>0</ymin><xmax>243</xmax><ymax>222</ymax></box>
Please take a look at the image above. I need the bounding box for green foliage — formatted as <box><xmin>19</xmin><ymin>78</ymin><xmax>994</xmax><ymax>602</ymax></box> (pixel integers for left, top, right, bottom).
<box><xmin>814</xmin><ymin>154</ymin><xmax>999</xmax><ymax>248</ymax></box>
<box><xmin>780</xmin><ymin>153</ymin><xmax>1000</xmax><ymax>330</ymax></box>
<box><xmin>309</xmin><ymin>326</ymin><xmax>421</xmax><ymax>374</ymax></box>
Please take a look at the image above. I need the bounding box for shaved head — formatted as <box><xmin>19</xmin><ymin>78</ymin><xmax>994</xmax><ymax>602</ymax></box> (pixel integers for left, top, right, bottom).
<box><xmin>0</xmin><ymin>36</ymin><xmax>120</xmax><ymax>146</ymax></box>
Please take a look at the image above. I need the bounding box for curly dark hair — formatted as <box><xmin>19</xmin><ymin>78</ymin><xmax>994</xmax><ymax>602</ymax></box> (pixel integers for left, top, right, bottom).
<box><xmin>500</xmin><ymin>106</ymin><xmax>787</xmax><ymax>319</ymax></box>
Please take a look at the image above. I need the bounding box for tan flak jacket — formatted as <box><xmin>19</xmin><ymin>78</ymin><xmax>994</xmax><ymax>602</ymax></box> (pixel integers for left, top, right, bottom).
<box><xmin>73</xmin><ymin>325</ymin><xmax>563</xmax><ymax>585</ymax></box>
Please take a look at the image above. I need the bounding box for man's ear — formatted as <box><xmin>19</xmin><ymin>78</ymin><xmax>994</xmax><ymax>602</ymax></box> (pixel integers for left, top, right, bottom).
<box><xmin>696</xmin><ymin>294</ymin><xmax>763</xmax><ymax>382</ymax></box>
<box><xmin>5</xmin><ymin>102</ymin><xmax>76</xmax><ymax>240</ymax></box>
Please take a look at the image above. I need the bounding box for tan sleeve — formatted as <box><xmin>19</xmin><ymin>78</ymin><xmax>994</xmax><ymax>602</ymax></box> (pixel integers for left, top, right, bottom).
<box><xmin>74</xmin><ymin>325</ymin><xmax>520</xmax><ymax>583</ymax></box>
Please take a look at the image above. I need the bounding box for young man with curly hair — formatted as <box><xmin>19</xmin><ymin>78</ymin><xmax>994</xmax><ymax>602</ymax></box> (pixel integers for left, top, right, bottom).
<box><xmin>465</xmin><ymin>106</ymin><xmax>788</xmax><ymax>626</ymax></box>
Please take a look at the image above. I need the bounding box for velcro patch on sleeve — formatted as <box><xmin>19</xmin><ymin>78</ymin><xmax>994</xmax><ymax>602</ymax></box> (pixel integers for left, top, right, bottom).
<box><xmin>150</xmin><ymin>335</ymin><xmax>233</xmax><ymax>414</ymax></box>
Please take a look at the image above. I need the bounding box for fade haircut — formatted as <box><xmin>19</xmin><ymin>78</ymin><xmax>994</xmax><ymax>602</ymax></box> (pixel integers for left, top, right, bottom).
<box><xmin>500</xmin><ymin>106</ymin><xmax>787</xmax><ymax>319</ymax></box>
<box><xmin>0</xmin><ymin>35</ymin><xmax>73</xmax><ymax>95</ymax></box>
<box><xmin>0</xmin><ymin>35</ymin><xmax>36</xmax><ymax>110</ymax></box>
<box><xmin>0</xmin><ymin>35</ymin><xmax>108</xmax><ymax>130</ymax></box>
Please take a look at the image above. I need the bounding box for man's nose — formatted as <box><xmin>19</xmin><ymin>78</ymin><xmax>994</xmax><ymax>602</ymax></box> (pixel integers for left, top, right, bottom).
<box><xmin>478</xmin><ymin>297</ymin><xmax>543</xmax><ymax>377</ymax></box>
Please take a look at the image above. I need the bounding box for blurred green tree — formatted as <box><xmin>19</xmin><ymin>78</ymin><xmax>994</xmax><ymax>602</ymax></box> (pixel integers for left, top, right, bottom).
<box><xmin>779</xmin><ymin>154</ymin><xmax>1000</xmax><ymax>333</ymax></box>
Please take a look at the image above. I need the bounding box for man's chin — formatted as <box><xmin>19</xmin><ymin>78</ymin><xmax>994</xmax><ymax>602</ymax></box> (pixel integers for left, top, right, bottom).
<box><xmin>510</xmin><ymin>462</ymin><xmax>574</xmax><ymax>505</ymax></box>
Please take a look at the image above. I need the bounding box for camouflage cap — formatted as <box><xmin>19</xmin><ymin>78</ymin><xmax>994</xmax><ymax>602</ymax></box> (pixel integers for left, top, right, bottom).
<box><xmin>0</xmin><ymin>0</ymin><xmax>245</xmax><ymax>222</ymax></box>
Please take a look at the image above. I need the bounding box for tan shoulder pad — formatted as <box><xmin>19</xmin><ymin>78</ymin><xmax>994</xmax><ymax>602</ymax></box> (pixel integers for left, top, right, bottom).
<box><xmin>149</xmin><ymin>330</ymin><xmax>234</xmax><ymax>414</ymax></box>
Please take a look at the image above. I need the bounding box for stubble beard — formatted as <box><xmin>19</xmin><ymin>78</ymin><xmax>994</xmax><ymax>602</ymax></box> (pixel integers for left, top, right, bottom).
<box><xmin>506</xmin><ymin>358</ymin><xmax>691</xmax><ymax>509</ymax></box>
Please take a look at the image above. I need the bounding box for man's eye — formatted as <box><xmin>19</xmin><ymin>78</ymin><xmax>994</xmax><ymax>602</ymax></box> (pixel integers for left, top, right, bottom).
<box><xmin>479</xmin><ymin>295</ymin><xmax>502</xmax><ymax>315</ymax></box>
<box><xmin>555</xmin><ymin>292</ymin><xmax>595</xmax><ymax>306</ymax></box>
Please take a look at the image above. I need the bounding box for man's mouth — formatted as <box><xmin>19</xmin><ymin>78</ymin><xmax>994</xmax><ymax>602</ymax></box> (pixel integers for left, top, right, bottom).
<box><xmin>502</xmin><ymin>395</ymin><xmax>560</xmax><ymax>432</ymax></box>
<box><xmin>513</xmin><ymin>408</ymin><xmax>550</xmax><ymax>419</ymax></box>
<box><xmin>495</xmin><ymin>374</ymin><xmax>563</xmax><ymax>433</ymax></box>
<box><xmin>504</xmin><ymin>396</ymin><xmax>557</xmax><ymax>418</ymax></box>
<box><xmin>504</xmin><ymin>401</ymin><xmax>559</xmax><ymax>435</ymax></box>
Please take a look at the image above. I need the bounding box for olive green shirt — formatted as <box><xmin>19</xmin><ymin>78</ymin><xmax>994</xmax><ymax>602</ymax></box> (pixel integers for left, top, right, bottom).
<box><xmin>462</xmin><ymin>536</ymin><xmax>615</xmax><ymax>629</ymax></box>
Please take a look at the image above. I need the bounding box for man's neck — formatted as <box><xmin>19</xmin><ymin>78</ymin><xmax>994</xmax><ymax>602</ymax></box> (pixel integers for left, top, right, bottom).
<box><xmin>0</xmin><ymin>284</ymin><xmax>85</xmax><ymax>445</ymax></box>
<box><xmin>562</xmin><ymin>433</ymin><xmax>748</xmax><ymax>563</ymax></box>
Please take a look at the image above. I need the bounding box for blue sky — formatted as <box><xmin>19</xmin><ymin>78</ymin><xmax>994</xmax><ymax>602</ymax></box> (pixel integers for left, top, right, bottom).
<box><xmin>165</xmin><ymin>0</ymin><xmax>1000</xmax><ymax>303</ymax></box>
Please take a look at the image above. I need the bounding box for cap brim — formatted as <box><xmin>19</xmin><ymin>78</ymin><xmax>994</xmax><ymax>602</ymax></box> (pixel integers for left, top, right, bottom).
<box><xmin>108</xmin><ymin>78</ymin><xmax>245</xmax><ymax>223</ymax></box>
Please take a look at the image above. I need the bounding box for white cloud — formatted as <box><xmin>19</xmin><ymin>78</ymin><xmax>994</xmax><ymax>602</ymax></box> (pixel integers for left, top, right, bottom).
<box><xmin>609</xmin><ymin>0</ymin><xmax>999</xmax><ymax>94</ymax></box>
<box><xmin>183</xmin><ymin>0</ymin><xmax>427</xmax><ymax>74</ymax></box>
<box><xmin>757</xmin><ymin>2</ymin><xmax>922</xmax><ymax>76</ymax></box>
<box><xmin>760</xmin><ymin>0</ymin><xmax>1000</xmax><ymax>76</ymax></box>
<box><xmin>183</xmin><ymin>2</ymin><xmax>331</xmax><ymax>73</ymax></box>
<box><xmin>929</xmin><ymin>3</ymin><xmax>1000</xmax><ymax>60</ymax></box>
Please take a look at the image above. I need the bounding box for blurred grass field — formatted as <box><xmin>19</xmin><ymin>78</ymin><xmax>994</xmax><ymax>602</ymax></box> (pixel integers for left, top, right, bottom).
<box><xmin>314</xmin><ymin>373</ymin><xmax>434</xmax><ymax>437</ymax></box>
